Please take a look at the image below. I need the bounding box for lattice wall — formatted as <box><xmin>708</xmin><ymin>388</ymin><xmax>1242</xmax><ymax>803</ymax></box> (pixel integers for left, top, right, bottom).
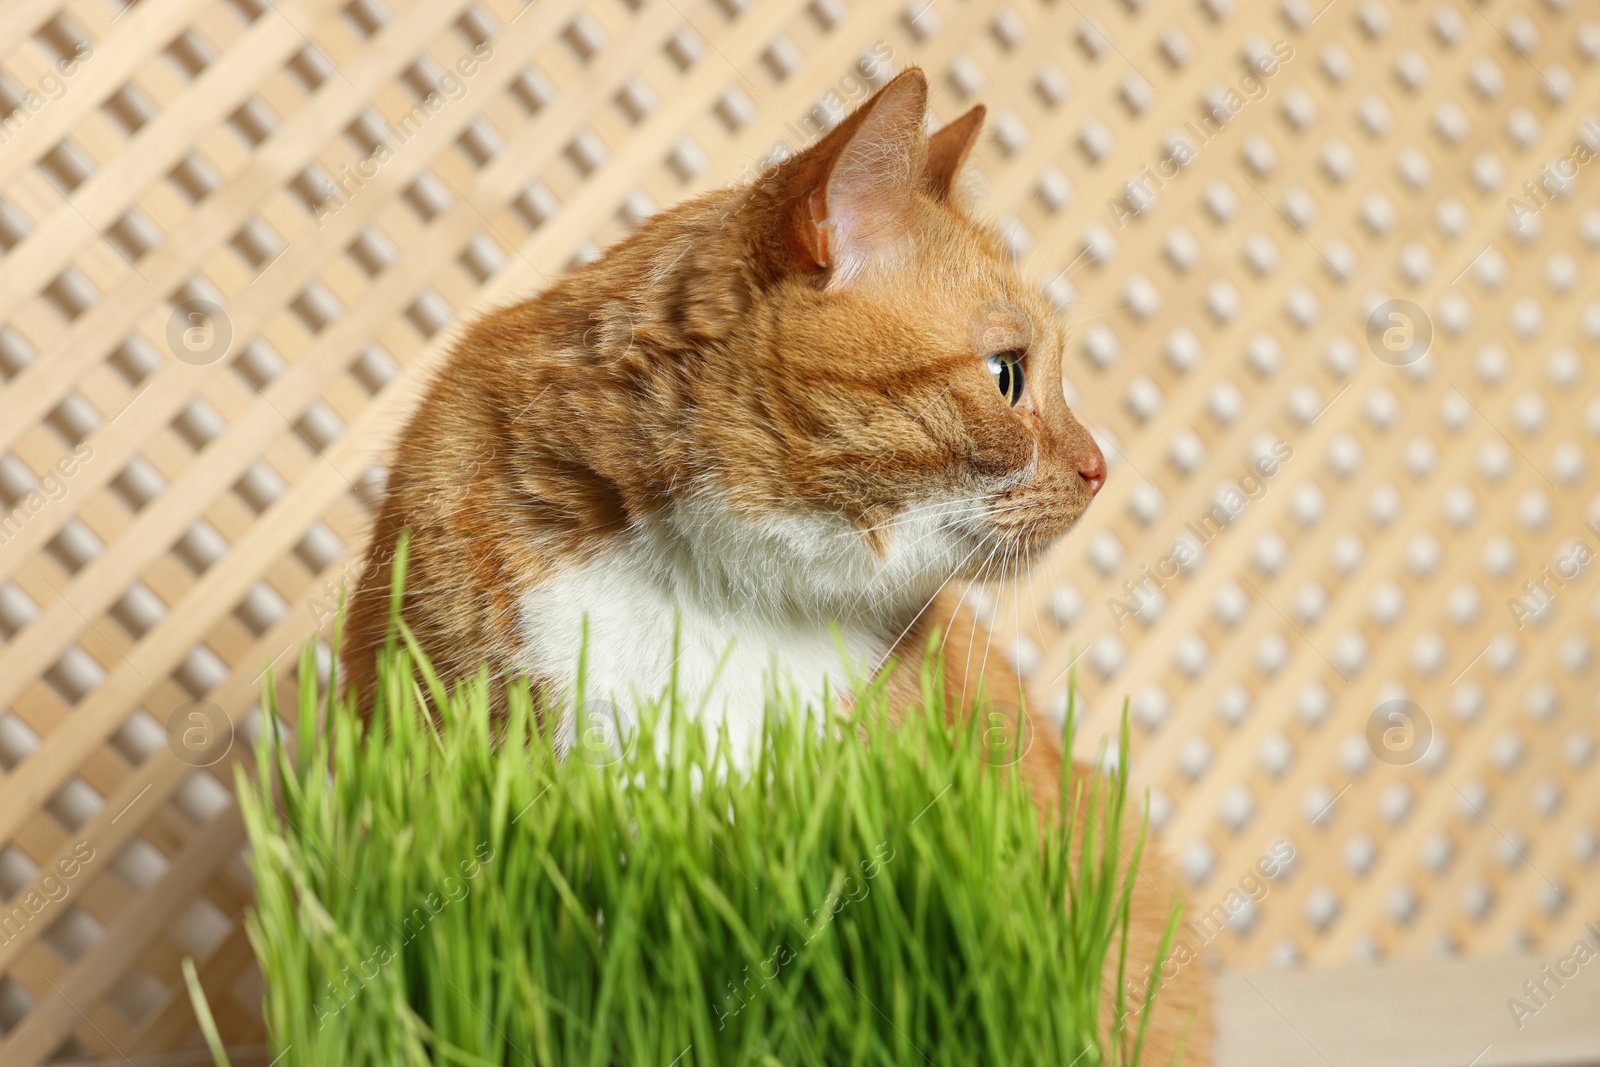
<box><xmin>978</xmin><ymin>0</ymin><xmax>1600</xmax><ymax>976</ymax></box>
<box><xmin>0</xmin><ymin>0</ymin><xmax>1594</xmax><ymax>1060</ymax></box>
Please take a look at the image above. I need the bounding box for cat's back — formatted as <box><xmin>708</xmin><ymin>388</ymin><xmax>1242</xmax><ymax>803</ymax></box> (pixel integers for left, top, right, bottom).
<box><xmin>341</xmin><ymin>193</ymin><xmax>739</xmax><ymax>705</ymax></box>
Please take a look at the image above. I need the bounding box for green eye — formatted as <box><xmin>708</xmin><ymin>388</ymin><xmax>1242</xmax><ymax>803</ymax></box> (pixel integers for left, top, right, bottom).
<box><xmin>986</xmin><ymin>351</ymin><xmax>1026</xmax><ymax>406</ymax></box>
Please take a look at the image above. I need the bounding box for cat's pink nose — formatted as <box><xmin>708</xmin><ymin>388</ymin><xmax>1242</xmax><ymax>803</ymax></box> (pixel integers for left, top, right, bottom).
<box><xmin>1078</xmin><ymin>448</ymin><xmax>1106</xmax><ymax>495</ymax></box>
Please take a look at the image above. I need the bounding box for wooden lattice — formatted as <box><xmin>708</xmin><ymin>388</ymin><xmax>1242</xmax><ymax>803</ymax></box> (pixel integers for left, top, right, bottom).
<box><xmin>985</xmin><ymin>0</ymin><xmax>1600</xmax><ymax>977</ymax></box>
<box><xmin>0</xmin><ymin>0</ymin><xmax>1595</xmax><ymax>1061</ymax></box>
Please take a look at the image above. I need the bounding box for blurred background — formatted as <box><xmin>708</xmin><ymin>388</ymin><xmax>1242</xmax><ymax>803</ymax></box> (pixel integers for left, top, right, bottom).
<box><xmin>0</xmin><ymin>0</ymin><xmax>1596</xmax><ymax>1062</ymax></box>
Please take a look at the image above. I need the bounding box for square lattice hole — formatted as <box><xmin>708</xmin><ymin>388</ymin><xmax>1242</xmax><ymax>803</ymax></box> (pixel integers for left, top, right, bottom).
<box><xmin>110</xmin><ymin>707</ymin><xmax>167</xmax><ymax>765</ymax></box>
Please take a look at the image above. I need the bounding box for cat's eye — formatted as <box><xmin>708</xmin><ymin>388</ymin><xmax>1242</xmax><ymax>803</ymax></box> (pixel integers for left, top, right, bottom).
<box><xmin>986</xmin><ymin>351</ymin><xmax>1026</xmax><ymax>406</ymax></box>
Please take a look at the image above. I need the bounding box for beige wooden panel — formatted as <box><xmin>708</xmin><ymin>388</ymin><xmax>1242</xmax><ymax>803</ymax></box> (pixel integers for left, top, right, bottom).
<box><xmin>1</xmin><ymin>0</ymin><xmax>1596</xmax><ymax>1061</ymax></box>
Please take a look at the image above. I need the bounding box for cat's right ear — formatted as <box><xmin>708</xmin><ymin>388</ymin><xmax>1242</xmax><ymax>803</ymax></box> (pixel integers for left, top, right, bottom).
<box><xmin>783</xmin><ymin>68</ymin><xmax>929</xmax><ymax>276</ymax></box>
<box><xmin>924</xmin><ymin>104</ymin><xmax>985</xmax><ymax>200</ymax></box>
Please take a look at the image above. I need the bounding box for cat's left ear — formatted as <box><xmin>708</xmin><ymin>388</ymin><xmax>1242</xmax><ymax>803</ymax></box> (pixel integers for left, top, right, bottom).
<box><xmin>924</xmin><ymin>105</ymin><xmax>985</xmax><ymax>200</ymax></box>
<box><xmin>786</xmin><ymin>68</ymin><xmax>929</xmax><ymax>274</ymax></box>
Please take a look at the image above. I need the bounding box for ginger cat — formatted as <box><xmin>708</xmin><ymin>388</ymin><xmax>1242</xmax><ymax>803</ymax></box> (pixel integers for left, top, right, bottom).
<box><xmin>345</xmin><ymin>68</ymin><xmax>1211</xmax><ymax>1062</ymax></box>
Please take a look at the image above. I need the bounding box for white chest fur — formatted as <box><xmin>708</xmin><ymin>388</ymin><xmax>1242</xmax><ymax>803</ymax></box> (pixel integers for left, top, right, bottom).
<box><xmin>516</xmin><ymin>550</ymin><xmax>892</xmax><ymax>765</ymax></box>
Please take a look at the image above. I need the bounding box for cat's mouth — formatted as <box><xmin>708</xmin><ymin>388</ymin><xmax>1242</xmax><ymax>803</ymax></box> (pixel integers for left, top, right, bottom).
<box><xmin>993</xmin><ymin>487</ymin><xmax>1095</xmax><ymax>550</ymax></box>
<box><xmin>936</xmin><ymin>491</ymin><xmax>1090</xmax><ymax>580</ymax></box>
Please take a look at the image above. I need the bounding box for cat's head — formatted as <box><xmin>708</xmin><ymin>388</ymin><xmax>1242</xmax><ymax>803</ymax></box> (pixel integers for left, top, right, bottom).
<box><xmin>628</xmin><ymin>68</ymin><xmax>1104</xmax><ymax>612</ymax></box>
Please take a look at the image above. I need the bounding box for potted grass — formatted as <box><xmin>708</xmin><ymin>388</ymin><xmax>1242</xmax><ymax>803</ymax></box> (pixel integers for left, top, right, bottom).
<box><xmin>189</xmin><ymin>588</ymin><xmax>1175</xmax><ymax>1066</ymax></box>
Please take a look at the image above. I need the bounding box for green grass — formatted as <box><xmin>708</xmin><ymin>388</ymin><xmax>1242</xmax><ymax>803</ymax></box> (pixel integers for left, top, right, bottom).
<box><xmin>220</xmin><ymin>547</ymin><xmax>1175</xmax><ymax>1066</ymax></box>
